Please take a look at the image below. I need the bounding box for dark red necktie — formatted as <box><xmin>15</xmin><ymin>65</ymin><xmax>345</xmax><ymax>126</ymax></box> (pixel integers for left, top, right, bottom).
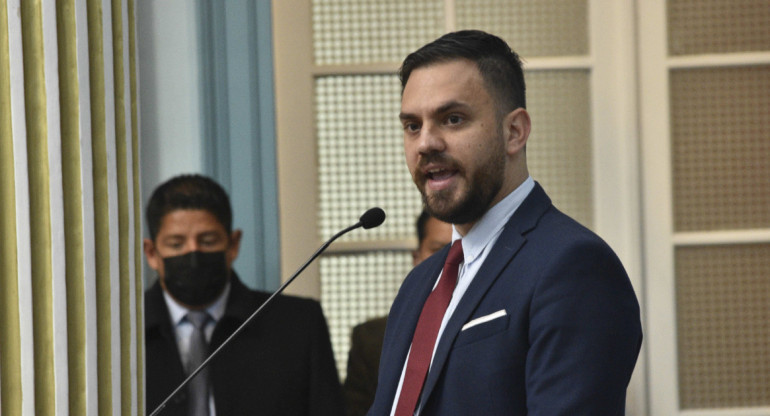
<box><xmin>395</xmin><ymin>239</ymin><xmax>464</xmax><ymax>416</ymax></box>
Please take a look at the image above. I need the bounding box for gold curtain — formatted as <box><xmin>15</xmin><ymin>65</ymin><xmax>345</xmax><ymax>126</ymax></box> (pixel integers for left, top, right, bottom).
<box><xmin>0</xmin><ymin>0</ymin><xmax>142</xmax><ymax>414</ymax></box>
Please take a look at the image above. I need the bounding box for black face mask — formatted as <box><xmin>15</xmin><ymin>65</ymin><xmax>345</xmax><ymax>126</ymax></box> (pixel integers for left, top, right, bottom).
<box><xmin>162</xmin><ymin>251</ymin><xmax>229</xmax><ymax>307</ymax></box>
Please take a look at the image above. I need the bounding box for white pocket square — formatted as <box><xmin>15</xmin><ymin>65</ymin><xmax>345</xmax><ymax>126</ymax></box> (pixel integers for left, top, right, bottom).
<box><xmin>461</xmin><ymin>309</ymin><xmax>507</xmax><ymax>331</ymax></box>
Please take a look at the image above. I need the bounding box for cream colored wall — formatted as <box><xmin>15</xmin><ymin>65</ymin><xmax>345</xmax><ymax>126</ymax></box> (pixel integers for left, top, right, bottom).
<box><xmin>272</xmin><ymin>1</ymin><xmax>321</xmax><ymax>297</ymax></box>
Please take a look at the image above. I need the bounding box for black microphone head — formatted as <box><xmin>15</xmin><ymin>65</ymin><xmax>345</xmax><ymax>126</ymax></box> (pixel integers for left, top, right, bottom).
<box><xmin>360</xmin><ymin>207</ymin><xmax>386</xmax><ymax>229</ymax></box>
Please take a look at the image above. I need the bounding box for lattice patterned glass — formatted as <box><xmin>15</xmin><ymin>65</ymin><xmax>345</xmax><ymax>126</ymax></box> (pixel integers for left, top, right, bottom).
<box><xmin>316</xmin><ymin>75</ymin><xmax>423</xmax><ymax>241</ymax></box>
<box><xmin>668</xmin><ymin>0</ymin><xmax>770</xmax><ymax>56</ymax></box>
<box><xmin>525</xmin><ymin>70</ymin><xmax>593</xmax><ymax>229</ymax></box>
<box><xmin>456</xmin><ymin>0</ymin><xmax>588</xmax><ymax>58</ymax></box>
<box><xmin>321</xmin><ymin>251</ymin><xmax>415</xmax><ymax>379</ymax></box>
<box><xmin>671</xmin><ymin>66</ymin><xmax>770</xmax><ymax>232</ymax></box>
<box><xmin>676</xmin><ymin>243</ymin><xmax>770</xmax><ymax>409</ymax></box>
<box><xmin>312</xmin><ymin>0</ymin><xmax>444</xmax><ymax>65</ymax></box>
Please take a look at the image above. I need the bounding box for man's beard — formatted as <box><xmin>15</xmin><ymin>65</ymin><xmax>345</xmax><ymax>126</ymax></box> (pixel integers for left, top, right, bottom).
<box><xmin>419</xmin><ymin>143</ymin><xmax>505</xmax><ymax>226</ymax></box>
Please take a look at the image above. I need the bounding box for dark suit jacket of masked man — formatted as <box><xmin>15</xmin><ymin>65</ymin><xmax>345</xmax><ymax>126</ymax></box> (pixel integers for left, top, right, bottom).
<box><xmin>145</xmin><ymin>273</ymin><xmax>345</xmax><ymax>416</ymax></box>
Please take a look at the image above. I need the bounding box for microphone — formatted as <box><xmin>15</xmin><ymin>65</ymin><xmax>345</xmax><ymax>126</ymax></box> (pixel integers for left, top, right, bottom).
<box><xmin>150</xmin><ymin>207</ymin><xmax>386</xmax><ymax>416</ymax></box>
<box><xmin>359</xmin><ymin>207</ymin><xmax>386</xmax><ymax>229</ymax></box>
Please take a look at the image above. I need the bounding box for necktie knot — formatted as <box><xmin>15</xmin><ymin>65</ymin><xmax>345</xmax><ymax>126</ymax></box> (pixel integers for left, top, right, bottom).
<box><xmin>186</xmin><ymin>310</ymin><xmax>211</xmax><ymax>331</ymax></box>
<box><xmin>446</xmin><ymin>239</ymin><xmax>464</xmax><ymax>267</ymax></box>
<box><xmin>439</xmin><ymin>240</ymin><xmax>464</xmax><ymax>291</ymax></box>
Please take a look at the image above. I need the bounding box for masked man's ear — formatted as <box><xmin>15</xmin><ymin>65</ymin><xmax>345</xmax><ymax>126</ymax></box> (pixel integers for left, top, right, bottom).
<box><xmin>143</xmin><ymin>238</ymin><xmax>162</xmax><ymax>272</ymax></box>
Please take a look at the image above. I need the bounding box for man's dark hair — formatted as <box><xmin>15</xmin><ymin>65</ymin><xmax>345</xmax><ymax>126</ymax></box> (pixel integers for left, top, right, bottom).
<box><xmin>399</xmin><ymin>30</ymin><xmax>526</xmax><ymax>113</ymax></box>
<box><xmin>145</xmin><ymin>174</ymin><xmax>232</xmax><ymax>241</ymax></box>
<box><xmin>415</xmin><ymin>208</ymin><xmax>433</xmax><ymax>245</ymax></box>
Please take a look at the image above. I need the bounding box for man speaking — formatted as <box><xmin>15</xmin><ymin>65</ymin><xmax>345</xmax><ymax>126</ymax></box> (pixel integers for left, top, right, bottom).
<box><xmin>368</xmin><ymin>30</ymin><xmax>643</xmax><ymax>415</ymax></box>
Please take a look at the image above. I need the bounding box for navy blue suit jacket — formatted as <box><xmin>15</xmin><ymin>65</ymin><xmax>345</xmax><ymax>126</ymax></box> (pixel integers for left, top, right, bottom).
<box><xmin>368</xmin><ymin>184</ymin><xmax>642</xmax><ymax>415</ymax></box>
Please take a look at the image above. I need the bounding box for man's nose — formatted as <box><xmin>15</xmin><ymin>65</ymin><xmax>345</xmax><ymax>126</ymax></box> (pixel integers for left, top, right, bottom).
<box><xmin>187</xmin><ymin>240</ymin><xmax>202</xmax><ymax>252</ymax></box>
<box><xmin>416</xmin><ymin>123</ymin><xmax>446</xmax><ymax>155</ymax></box>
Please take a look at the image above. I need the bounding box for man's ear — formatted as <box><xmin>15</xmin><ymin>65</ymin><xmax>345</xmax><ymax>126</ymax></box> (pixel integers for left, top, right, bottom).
<box><xmin>226</xmin><ymin>229</ymin><xmax>243</xmax><ymax>264</ymax></box>
<box><xmin>143</xmin><ymin>238</ymin><xmax>161</xmax><ymax>271</ymax></box>
<box><xmin>504</xmin><ymin>108</ymin><xmax>531</xmax><ymax>155</ymax></box>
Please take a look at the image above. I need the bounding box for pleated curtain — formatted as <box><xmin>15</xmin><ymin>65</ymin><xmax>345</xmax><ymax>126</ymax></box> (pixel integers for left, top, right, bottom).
<box><xmin>0</xmin><ymin>0</ymin><xmax>142</xmax><ymax>414</ymax></box>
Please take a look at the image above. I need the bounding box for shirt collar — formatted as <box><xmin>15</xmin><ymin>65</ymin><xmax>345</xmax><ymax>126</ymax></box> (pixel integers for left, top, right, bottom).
<box><xmin>162</xmin><ymin>280</ymin><xmax>231</xmax><ymax>326</ymax></box>
<box><xmin>452</xmin><ymin>176</ymin><xmax>535</xmax><ymax>264</ymax></box>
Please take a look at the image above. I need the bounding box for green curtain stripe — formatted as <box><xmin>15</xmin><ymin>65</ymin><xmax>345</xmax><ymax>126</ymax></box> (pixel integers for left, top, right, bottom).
<box><xmin>55</xmin><ymin>1</ymin><xmax>87</xmax><ymax>415</ymax></box>
<box><xmin>86</xmin><ymin>0</ymin><xmax>113</xmax><ymax>414</ymax></box>
<box><xmin>128</xmin><ymin>0</ymin><xmax>144</xmax><ymax>411</ymax></box>
<box><xmin>3</xmin><ymin>0</ymin><xmax>142</xmax><ymax>413</ymax></box>
<box><xmin>0</xmin><ymin>1</ymin><xmax>22</xmax><ymax>415</ymax></box>
<box><xmin>111</xmin><ymin>0</ymin><xmax>133</xmax><ymax>414</ymax></box>
<box><xmin>20</xmin><ymin>1</ymin><xmax>56</xmax><ymax>415</ymax></box>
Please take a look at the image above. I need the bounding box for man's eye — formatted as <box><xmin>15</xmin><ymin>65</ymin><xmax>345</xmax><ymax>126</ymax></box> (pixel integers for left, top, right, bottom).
<box><xmin>447</xmin><ymin>115</ymin><xmax>463</xmax><ymax>125</ymax></box>
<box><xmin>403</xmin><ymin>122</ymin><xmax>420</xmax><ymax>133</ymax></box>
<box><xmin>201</xmin><ymin>239</ymin><xmax>219</xmax><ymax>247</ymax></box>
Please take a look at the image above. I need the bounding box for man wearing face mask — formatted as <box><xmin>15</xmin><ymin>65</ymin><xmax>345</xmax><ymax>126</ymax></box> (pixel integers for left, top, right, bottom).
<box><xmin>143</xmin><ymin>174</ymin><xmax>344</xmax><ymax>416</ymax></box>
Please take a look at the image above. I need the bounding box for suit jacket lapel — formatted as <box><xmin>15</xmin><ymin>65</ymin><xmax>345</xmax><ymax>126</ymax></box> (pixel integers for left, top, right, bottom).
<box><xmin>145</xmin><ymin>280</ymin><xmax>176</xmax><ymax>342</ymax></box>
<box><xmin>376</xmin><ymin>249</ymin><xmax>448</xmax><ymax>408</ymax></box>
<box><xmin>210</xmin><ymin>272</ymin><xmax>264</xmax><ymax>348</ymax></box>
<box><xmin>145</xmin><ymin>281</ymin><xmax>188</xmax><ymax>411</ymax></box>
<box><xmin>418</xmin><ymin>183</ymin><xmax>552</xmax><ymax>409</ymax></box>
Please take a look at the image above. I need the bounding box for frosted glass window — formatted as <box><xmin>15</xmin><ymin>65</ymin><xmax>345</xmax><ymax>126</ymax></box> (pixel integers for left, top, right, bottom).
<box><xmin>321</xmin><ymin>251</ymin><xmax>415</xmax><ymax>379</ymax></box>
<box><xmin>671</xmin><ymin>66</ymin><xmax>770</xmax><ymax>232</ymax></box>
<box><xmin>456</xmin><ymin>0</ymin><xmax>588</xmax><ymax>57</ymax></box>
<box><xmin>526</xmin><ymin>70</ymin><xmax>593</xmax><ymax>229</ymax></box>
<box><xmin>668</xmin><ymin>0</ymin><xmax>770</xmax><ymax>56</ymax></box>
<box><xmin>676</xmin><ymin>243</ymin><xmax>770</xmax><ymax>409</ymax></box>
<box><xmin>316</xmin><ymin>75</ymin><xmax>423</xmax><ymax>241</ymax></box>
<box><xmin>312</xmin><ymin>0</ymin><xmax>444</xmax><ymax>65</ymax></box>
